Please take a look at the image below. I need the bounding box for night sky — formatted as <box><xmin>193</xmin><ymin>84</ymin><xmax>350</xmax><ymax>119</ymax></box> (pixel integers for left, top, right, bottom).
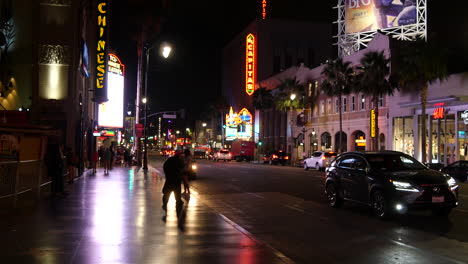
<box><xmin>109</xmin><ymin>0</ymin><xmax>334</xmax><ymax>120</ymax></box>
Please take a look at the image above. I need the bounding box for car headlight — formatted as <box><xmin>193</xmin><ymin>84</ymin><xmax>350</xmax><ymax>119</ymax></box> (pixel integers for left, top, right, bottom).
<box><xmin>447</xmin><ymin>177</ymin><xmax>458</xmax><ymax>188</ymax></box>
<box><xmin>391</xmin><ymin>180</ymin><xmax>420</xmax><ymax>192</ymax></box>
<box><xmin>191</xmin><ymin>164</ymin><xmax>197</xmax><ymax>170</ymax></box>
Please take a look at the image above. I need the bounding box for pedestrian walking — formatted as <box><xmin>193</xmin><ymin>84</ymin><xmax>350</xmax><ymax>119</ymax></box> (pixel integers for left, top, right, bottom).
<box><xmin>65</xmin><ymin>147</ymin><xmax>77</xmax><ymax>184</ymax></box>
<box><xmin>182</xmin><ymin>149</ymin><xmax>192</xmax><ymax>194</ymax></box>
<box><xmin>98</xmin><ymin>146</ymin><xmax>104</xmax><ymax>168</ymax></box>
<box><xmin>46</xmin><ymin>143</ymin><xmax>67</xmax><ymax>197</ymax></box>
<box><xmin>162</xmin><ymin>151</ymin><xmax>185</xmax><ymax>216</ymax></box>
<box><xmin>103</xmin><ymin>147</ymin><xmax>111</xmax><ymax>175</ymax></box>
<box><xmin>92</xmin><ymin>150</ymin><xmax>99</xmax><ymax>173</ymax></box>
<box><xmin>123</xmin><ymin>149</ymin><xmax>131</xmax><ymax>167</ymax></box>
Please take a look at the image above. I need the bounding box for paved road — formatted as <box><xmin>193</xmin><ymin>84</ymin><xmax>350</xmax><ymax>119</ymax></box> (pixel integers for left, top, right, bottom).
<box><xmin>151</xmin><ymin>155</ymin><xmax>468</xmax><ymax>264</ymax></box>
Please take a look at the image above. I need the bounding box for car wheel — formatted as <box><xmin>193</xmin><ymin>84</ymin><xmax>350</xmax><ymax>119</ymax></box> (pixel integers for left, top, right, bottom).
<box><xmin>326</xmin><ymin>183</ymin><xmax>343</xmax><ymax>208</ymax></box>
<box><xmin>432</xmin><ymin>207</ymin><xmax>452</xmax><ymax>217</ymax></box>
<box><xmin>371</xmin><ymin>190</ymin><xmax>391</xmax><ymax>219</ymax></box>
<box><xmin>304</xmin><ymin>163</ymin><xmax>309</xmax><ymax>170</ymax></box>
<box><xmin>315</xmin><ymin>163</ymin><xmax>320</xmax><ymax>171</ymax></box>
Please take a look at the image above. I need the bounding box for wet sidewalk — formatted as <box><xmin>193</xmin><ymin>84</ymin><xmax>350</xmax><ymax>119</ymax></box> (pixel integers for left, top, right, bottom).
<box><xmin>0</xmin><ymin>166</ymin><xmax>291</xmax><ymax>264</ymax></box>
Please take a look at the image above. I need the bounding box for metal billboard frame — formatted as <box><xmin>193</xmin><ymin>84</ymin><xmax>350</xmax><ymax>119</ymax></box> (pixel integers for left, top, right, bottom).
<box><xmin>335</xmin><ymin>0</ymin><xmax>427</xmax><ymax>57</ymax></box>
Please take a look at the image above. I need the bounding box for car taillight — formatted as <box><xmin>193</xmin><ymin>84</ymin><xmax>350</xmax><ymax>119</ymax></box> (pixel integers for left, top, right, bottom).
<box><xmin>272</xmin><ymin>154</ymin><xmax>278</xmax><ymax>159</ymax></box>
<box><xmin>322</xmin><ymin>156</ymin><xmax>326</xmax><ymax>160</ymax></box>
<box><xmin>228</xmin><ymin>153</ymin><xmax>231</xmax><ymax>157</ymax></box>
<box><xmin>284</xmin><ymin>156</ymin><xmax>289</xmax><ymax>160</ymax></box>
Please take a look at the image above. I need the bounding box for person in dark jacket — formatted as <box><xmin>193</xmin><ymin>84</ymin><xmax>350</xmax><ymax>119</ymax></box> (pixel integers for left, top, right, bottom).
<box><xmin>162</xmin><ymin>151</ymin><xmax>185</xmax><ymax>215</ymax></box>
<box><xmin>46</xmin><ymin>144</ymin><xmax>67</xmax><ymax>197</ymax></box>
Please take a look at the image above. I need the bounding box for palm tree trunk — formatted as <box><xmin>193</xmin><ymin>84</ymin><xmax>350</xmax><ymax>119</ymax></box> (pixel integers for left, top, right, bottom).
<box><xmin>338</xmin><ymin>96</ymin><xmax>343</xmax><ymax>153</ymax></box>
<box><xmin>420</xmin><ymin>84</ymin><xmax>428</xmax><ymax>162</ymax></box>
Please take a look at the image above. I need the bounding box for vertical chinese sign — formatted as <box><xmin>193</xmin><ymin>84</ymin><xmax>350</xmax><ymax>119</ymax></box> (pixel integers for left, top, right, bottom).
<box><xmin>94</xmin><ymin>0</ymin><xmax>108</xmax><ymax>103</ymax></box>
<box><xmin>245</xmin><ymin>34</ymin><xmax>256</xmax><ymax>96</ymax></box>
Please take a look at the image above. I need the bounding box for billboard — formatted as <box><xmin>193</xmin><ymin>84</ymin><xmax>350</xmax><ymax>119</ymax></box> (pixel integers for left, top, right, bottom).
<box><xmin>98</xmin><ymin>54</ymin><xmax>124</xmax><ymax>128</ymax></box>
<box><xmin>225</xmin><ymin>107</ymin><xmax>253</xmax><ymax>141</ymax></box>
<box><xmin>345</xmin><ymin>0</ymin><xmax>417</xmax><ymax>34</ymax></box>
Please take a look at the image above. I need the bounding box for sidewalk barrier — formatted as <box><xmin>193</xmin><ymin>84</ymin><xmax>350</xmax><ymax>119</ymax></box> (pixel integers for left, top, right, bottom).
<box><xmin>0</xmin><ymin>159</ymin><xmax>49</xmax><ymax>208</ymax></box>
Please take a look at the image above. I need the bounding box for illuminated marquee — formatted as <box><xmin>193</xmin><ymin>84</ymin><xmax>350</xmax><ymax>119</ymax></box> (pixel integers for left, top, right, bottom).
<box><xmin>108</xmin><ymin>54</ymin><xmax>124</xmax><ymax>76</ymax></box>
<box><xmin>95</xmin><ymin>0</ymin><xmax>108</xmax><ymax>103</ymax></box>
<box><xmin>245</xmin><ymin>34</ymin><xmax>255</xmax><ymax>96</ymax></box>
<box><xmin>261</xmin><ymin>0</ymin><xmax>267</xmax><ymax>20</ymax></box>
<box><xmin>225</xmin><ymin>107</ymin><xmax>253</xmax><ymax>141</ymax></box>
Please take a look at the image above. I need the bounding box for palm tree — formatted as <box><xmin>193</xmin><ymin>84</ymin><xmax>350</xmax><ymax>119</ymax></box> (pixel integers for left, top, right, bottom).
<box><xmin>252</xmin><ymin>87</ymin><xmax>273</xmax><ymax>110</ymax></box>
<box><xmin>274</xmin><ymin>77</ymin><xmax>304</xmax><ymax>111</ymax></box>
<box><xmin>321</xmin><ymin>58</ymin><xmax>355</xmax><ymax>153</ymax></box>
<box><xmin>356</xmin><ymin>50</ymin><xmax>397</xmax><ymax>151</ymax></box>
<box><xmin>391</xmin><ymin>39</ymin><xmax>448</xmax><ymax>162</ymax></box>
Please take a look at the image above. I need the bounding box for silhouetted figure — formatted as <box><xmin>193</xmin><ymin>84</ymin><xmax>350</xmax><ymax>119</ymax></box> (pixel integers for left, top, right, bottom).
<box><xmin>46</xmin><ymin>144</ymin><xmax>67</xmax><ymax>197</ymax></box>
<box><xmin>162</xmin><ymin>151</ymin><xmax>185</xmax><ymax>216</ymax></box>
<box><xmin>103</xmin><ymin>148</ymin><xmax>111</xmax><ymax>175</ymax></box>
<box><xmin>182</xmin><ymin>149</ymin><xmax>192</xmax><ymax>194</ymax></box>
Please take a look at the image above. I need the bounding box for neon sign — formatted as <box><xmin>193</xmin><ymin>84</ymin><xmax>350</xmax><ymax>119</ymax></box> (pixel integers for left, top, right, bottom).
<box><xmin>95</xmin><ymin>0</ymin><xmax>108</xmax><ymax>103</ymax></box>
<box><xmin>261</xmin><ymin>0</ymin><xmax>267</xmax><ymax>20</ymax></box>
<box><xmin>370</xmin><ymin>109</ymin><xmax>376</xmax><ymax>138</ymax></box>
<box><xmin>225</xmin><ymin>107</ymin><xmax>253</xmax><ymax>141</ymax></box>
<box><xmin>245</xmin><ymin>34</ymin><xmax>255</xmax><ymax>96</ymax></box>
<box><xmin>108</xmin><ymin>54</ymin><xmax>124</xmax><ymax>76</ymax></box>
<box><xmin>433</xmin><ymin>108</ymin><xmax>444</xmax><ymax>119</ymax></box>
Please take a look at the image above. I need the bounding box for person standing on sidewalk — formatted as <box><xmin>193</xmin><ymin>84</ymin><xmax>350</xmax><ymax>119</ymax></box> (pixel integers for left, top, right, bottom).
<box><xmin>162</xmin><ymin>151</ymin><xmax>185</xmax><ymax>215</ymax></box>
<box><xmin>46</xmin><ymin>143</ymin><xmax>67</xmax><ymax>197</ymax></box>
<box><xmin>103</xmin><ymin>148</ymin><xmax>111</xmax><ymax>175</ymax></box>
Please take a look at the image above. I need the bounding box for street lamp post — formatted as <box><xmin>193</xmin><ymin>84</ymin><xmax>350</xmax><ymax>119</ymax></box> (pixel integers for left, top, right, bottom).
<box><xmin>289</xmin><ymin>93</ymin><xmax>296</xmax><ymax>163</ymax></box>
<box><xmin>142</xmin><ymin>42</ymin><xmax>171</xmax><ymax>171</ymax></box>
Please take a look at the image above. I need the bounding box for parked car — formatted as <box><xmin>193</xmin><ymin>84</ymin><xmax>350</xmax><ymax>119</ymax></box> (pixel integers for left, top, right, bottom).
<box><xmin>325</xmin><ymin>151</ymin><xmax>459</xmax><ymax>219</ymax></box>
<box><xmin>263</xmin><ymin>150</ymin><xmax>290</xmax><ymax>165</ymax></box>
<box><xmin>304</xmin><ymin>151</ymin><xmax>337</xmax><ymax>171</ymax></box>
<box><xmin>440</xmin><ymin>160</ymin><xmax>468</xmax><ymax>182</ymax></box>
<box><xmin>424</xmin><ymin>162</ymin><xmax>445</xmax><ymax>171</ymax></box>
<box><xmin>215</xmin><ymin>149</ymin><xmax>232</xmax><ymax>162</ymax></box>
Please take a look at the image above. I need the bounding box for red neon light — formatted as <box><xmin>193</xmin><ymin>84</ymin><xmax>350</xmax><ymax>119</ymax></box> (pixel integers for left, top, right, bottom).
<box><xmin>433</xmin><ymin>107</ymin><xmax>444</xmax><ymax>119</ymax></box>
<box><xmin>261</xmin><ymin>0</ymin><xmax>267</xmax><ymax>20</ymax></box>
<box><xmin>433</xmin><ymin>103</ymin><xmax>445</xmax><ymax>106</ymax></box>
<box><xmin>245</xmin><ymin>34</ymin><xmax>255</xmax><ymax>96</ymax></box>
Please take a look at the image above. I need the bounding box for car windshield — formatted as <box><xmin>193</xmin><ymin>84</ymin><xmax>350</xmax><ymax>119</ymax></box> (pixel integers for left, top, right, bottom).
<box><xmin>366</xmin><ymin>154</ymin><xmax>426</xmax><ymax>171</ymax></box>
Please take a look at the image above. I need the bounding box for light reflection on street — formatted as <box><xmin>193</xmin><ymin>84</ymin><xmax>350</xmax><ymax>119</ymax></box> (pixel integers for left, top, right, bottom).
<box><xmin>91</xmin><ymin>181</ymin><xmax>124</xmax><ymax>262</ymax></box>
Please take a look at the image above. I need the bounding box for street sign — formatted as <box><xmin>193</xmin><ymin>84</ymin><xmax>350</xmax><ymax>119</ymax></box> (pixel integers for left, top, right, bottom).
<box><xmin>135</xmin><ymin>124</ymin><xmax>143</xmax><ymax>137</ymax></box>
<box><xmin>163</xmin><ymin>114</ymin><xmax>176</xmax><ymax>119</ymax></box>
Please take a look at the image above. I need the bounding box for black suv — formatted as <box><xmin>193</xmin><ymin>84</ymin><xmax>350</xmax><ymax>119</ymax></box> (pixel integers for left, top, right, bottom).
<box><xmin>325</xmin><ymin>151</ymin><xmax>459</xmax><ymax>218</ymax></box>
<box><xmin>263</xmin><ymin>150</ymin><xmax>290</xmax><ymax>165</ymax></box>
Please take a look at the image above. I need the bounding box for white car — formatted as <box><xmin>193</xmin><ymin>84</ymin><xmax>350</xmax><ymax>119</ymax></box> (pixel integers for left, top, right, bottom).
<box><xmin>304</xmin><ymin>151</ymin><xmax>337</xmax><ymax>171</ymax></box>
<box><xmin>215</xmin><ymin>149</ymin><xmax>232</xmax><ymax>161</ymax></box>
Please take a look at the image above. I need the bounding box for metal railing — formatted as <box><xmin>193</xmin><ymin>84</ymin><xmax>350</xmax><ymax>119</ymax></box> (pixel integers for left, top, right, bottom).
<box><xmin>0</xmin><ymin>159</ymin><xmax>50</xmax><ymax>207</ymax></box>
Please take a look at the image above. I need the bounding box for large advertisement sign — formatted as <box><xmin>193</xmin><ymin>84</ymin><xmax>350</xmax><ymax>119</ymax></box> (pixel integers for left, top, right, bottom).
<box><xmin>345</xmin><ymin>0</ymin><xmax>417</xmax><ymax>34</ymax></box>
<box><xmin>98</xmin><ymin>54</ymin><xmax>124</xmax><ymax>128</ymax></box>
<box><xmin>94</xmin><ymin>0</ymin><xmax>108</xmax><ymax>103</ymax></box>
<box><xmin>225</xmin><ymin>107</ymin><xmax>253</xmax><ymax>141</ymax></box>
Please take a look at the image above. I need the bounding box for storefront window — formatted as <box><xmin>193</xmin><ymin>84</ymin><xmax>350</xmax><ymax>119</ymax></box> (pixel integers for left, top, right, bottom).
<box><xmin>393</xmin><ymin>116</ymin><xmax>414</xmax><ymax>156</ymax></box>
<box><xmin>458</xmin><ymin>110</ymin><xmax>468</xmax><ymax>161</ymax></box>
<box><xmin>430</xmin><ymin>114</ymin><xmax>455</xmax><ymax>164</ymax></box>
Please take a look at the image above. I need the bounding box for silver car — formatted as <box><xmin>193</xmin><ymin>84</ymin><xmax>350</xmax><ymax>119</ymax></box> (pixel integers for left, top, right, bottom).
<box><xmin>304</xmin><ymin>151</ymin><xmax>337</xmax><ymax>171</ymax></box>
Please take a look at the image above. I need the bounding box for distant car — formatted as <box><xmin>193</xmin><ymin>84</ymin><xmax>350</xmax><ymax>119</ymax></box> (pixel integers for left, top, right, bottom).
<box><xmin>440</xmin><ymin>160</ymin><xmax>468</xmax><ymax>182</ymax></box>
<box><xmin>325</xmin><ymin>151</ymin><xmax>459</xmax><ymax>219</ymax></box>
<box><xmin>264</xmin><ymin>151</ymin><xmax>290</xmax><ymax>165</ymax></box>
<box><xmin>424</xmin><ymin>162</ymin><xmax>445</xmax><ymax>171</ymax></box>
<box><xmin>215</xmin><ymin>149</ymin><xmax>232</xmax><ymax>162</ymax></box>
<box><xmin>304</xmin><ymin>151</ymin><xmax>337</xmax><ymax>171</ymax></box>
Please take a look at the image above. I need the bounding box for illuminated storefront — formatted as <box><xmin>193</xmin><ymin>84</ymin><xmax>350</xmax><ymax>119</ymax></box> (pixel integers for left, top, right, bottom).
<box><xmin>98</xmin><ymin>54</ymin><xmax>124</xmax><ymax>128</ymax></box>
<box><xmin>225</xmin><ymin>107</ymin><xmax>253</xmax><ymax>141</ymax></box>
